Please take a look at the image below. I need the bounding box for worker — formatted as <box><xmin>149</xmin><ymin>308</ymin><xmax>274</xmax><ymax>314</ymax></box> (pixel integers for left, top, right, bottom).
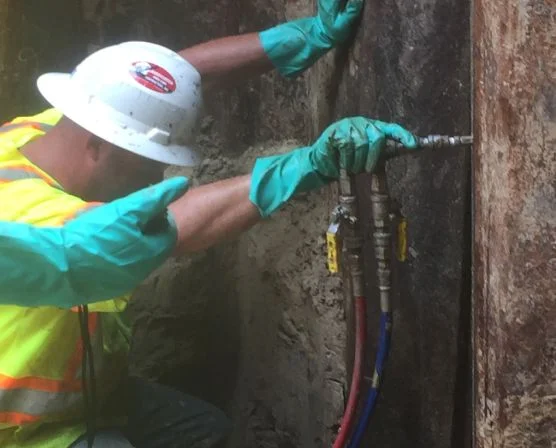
<box><xmin>0</xmin><ymin>177</ymin><xmax>188</xmax><ymax>307</ymax></box>
<box><xmin>0</xmin><ymin>0</ymin><xmax>418</xmax><ymax>447</ymax></box>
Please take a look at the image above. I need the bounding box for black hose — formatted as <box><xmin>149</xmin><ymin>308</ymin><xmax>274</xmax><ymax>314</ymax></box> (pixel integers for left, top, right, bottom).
<box><xmin>78</xmin><ymin>305</ymin><xmax>96</xmax><ymax>448</ymax></box>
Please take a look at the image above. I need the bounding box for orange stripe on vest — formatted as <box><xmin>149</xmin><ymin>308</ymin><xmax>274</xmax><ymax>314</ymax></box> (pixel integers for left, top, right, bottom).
<box><xmin>0</xmin><ymin>411</ymin><xmax>41</xmax><ymax>425</ymax></box>
<box><xmin>0</xmin><ymin>164</ymin><xmax>58</xmax><ymax>187</ymax></box>
<box><xmin>0</xmin><ymin>374</ymin><xmax>81</xmax><ymax>393</ymax></box>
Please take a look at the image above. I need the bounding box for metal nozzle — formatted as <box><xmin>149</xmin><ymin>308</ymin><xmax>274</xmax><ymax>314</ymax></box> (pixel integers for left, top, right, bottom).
<box><xmin>415</xmin><ymin>135</ymin><xmax>473</xmax><ymax>148</ymax></box>
<box><xmin>384</xmin><ymin>135</ymin><xmax>473</xmax><ymax>159</ymax></box>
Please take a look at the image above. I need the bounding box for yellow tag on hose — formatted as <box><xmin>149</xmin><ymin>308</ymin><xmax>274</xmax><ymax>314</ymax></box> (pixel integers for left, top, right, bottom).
<box><xmin>397</xmin><ymin>218</ymin><xmax>408</xmax><ymax>262</ymax></box>
<box><xmin>326</xmin><ymin>222</ymin><xmax>341</xmax><ymax>273</ymax></box>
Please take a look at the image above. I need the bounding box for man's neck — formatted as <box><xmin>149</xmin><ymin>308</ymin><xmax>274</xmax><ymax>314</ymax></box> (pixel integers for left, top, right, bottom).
<box><xmin>21</xmin><ymin>129</ymin><xmax>81</xmax><ymax>194</ymax></box>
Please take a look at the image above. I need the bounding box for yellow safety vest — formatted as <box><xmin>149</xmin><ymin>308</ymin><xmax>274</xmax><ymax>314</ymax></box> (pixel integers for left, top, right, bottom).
<box><xmin>0</xmin><ymin>109</ymin><xmax>130</xmax><ymax>448</ymax></box>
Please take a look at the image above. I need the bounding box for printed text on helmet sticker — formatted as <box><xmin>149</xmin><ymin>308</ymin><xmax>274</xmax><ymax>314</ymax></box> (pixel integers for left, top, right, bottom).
<box><xmin>130</xmin><ymin>61</ymin><xmax>176</xmax><ymax>94</ymax></box>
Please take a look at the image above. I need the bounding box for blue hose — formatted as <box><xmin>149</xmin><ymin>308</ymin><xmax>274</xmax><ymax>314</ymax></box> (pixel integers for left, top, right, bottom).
<box><xmin>347</xmin><ymin>311</ymin><xmax>392</xmax><ymax>447</ymax></box>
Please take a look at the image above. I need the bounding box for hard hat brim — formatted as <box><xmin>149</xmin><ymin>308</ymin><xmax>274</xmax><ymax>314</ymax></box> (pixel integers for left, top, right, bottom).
<box><xmin>37</xmin><ymin>73</ymin><xmax>202</xmax><ymax>167</ymax></box>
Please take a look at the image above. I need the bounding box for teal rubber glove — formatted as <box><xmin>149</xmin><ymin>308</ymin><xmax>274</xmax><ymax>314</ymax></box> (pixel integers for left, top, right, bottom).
<box><xmin>0</xmin><ymin>177</ymin><xmax>188</xmax><ymax>308</ymax></box>
<box><xmin>260</xmin><ymin>0</ymin><xmax>364</xmax><ymax>77</ymax></box>
<box><xmin>250</xmin><ymin>117</ymin><xmax>417</xmax><ymax>217</ymax></box>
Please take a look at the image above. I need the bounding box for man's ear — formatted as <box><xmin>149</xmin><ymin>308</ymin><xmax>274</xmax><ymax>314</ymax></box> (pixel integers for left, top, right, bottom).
<box><xmin>85</xmin><ymin>135</ymin><xmax>105</xmax><ymax>162</ymax></box>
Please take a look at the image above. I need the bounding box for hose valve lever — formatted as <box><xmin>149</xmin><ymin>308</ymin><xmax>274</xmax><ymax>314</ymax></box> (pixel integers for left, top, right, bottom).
<box><xmin>326</xmin><ymin>207</ymin><xmax>342</xmax><ymax>274</ymax></box>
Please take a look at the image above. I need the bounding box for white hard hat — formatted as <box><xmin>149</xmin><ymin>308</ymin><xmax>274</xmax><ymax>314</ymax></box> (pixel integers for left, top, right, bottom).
<box><xmin>37</xmin><ymin>41</ymin><xmax>203</xmax><ymax>166</ymax></box>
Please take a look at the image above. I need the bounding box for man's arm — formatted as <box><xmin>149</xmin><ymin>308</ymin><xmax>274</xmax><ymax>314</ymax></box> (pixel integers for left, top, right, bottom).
<box><xmin>179</xmin><ymin>34</ymin><xmax>273</xmax><ymax>88</ymax></box>
<box><xmin>169</xmin><ymin>175</ymin><xmax>259</xmax><ymax>254</ymax></box>
<box><xmin>169</xmin><ymin>117</ymin><xmax>418</xmax><ymax>255</ymax></box>
<box><xmin>0</xmin><ymin>178</ymin><xmax>188</xmax><ymax>307</ymax></box>
<box><xmin>179</xmin><ymin>0</ymin><xmax>364</xmax><ymax>86</ymax></box>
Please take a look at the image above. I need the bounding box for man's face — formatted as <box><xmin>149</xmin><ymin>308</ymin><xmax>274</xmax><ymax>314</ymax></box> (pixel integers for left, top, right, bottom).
<box><xmin>84</xmin><ymin>139</ymin><xmax>168</xmax><ymax>202</ymax></box>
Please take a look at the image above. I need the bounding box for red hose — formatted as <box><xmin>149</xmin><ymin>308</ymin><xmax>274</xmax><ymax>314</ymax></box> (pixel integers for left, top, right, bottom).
<box><xmin>332</xmin><ymin>296</ymin><xmax>366</xmax><ymax>448</ymax></box>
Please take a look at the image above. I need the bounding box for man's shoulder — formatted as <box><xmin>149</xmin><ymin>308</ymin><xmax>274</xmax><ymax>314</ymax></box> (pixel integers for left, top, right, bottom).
<box><xmin>0</xmin><ymin>160</ymin><xmax>89</xmax><ymax>227</ymax></box>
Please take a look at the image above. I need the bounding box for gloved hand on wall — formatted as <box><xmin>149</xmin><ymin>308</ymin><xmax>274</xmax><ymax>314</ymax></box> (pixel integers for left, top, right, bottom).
<box><xmin>259</xmin><ymin>0</ymin><xmax>364</xmax><ymax>77</ymax></box>
<box><xmin>249</xmin><ymin>117</ymin><xmax>417</xmax><ymax>217</ymax></box>
<box><xmin>0</xmin><ymin>177</ymin><xmax>188</xmax><ymax>308</ymax></box>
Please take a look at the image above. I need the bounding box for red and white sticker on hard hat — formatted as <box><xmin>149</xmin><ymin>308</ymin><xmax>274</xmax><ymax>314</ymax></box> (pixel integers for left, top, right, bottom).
<box><xmin>130</xmin><ymin>61</ymin><xmax>176</xmax><ymax>94</ymax></box>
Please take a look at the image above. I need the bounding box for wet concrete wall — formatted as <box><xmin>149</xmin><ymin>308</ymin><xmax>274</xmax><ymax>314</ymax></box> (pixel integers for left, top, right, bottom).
<box><xmin>473</xmin><ymin>0</ymin><xmax>555</xmax><ymax>445</ymax></box>
<box><xmin>1</xmin><ymin>0</ymin><xmax>472</xmax><ymax>446</ymax></box>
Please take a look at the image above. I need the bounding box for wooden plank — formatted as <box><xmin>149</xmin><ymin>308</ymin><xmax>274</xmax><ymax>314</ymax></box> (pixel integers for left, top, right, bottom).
<box><xmin>473</xmin><ymin>0</ymin><xmax>556</xmax><ymax>445</ymax></box>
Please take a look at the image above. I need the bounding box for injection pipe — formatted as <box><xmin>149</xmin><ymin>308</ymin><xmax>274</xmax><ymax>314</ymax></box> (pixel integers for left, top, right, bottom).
<box><xmin>384</xmin><ymin>135</ymin><xmax>473</xmax><ymax>158</ymax></box>
<box><xmin>329</xmin><ymin>134</ymin><xmax>472</xmax><ymax>447</ymax></box>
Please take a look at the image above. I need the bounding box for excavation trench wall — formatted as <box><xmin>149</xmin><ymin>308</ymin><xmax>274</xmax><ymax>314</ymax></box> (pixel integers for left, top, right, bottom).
<box><xmin>0</xmin><ymin>0</ymin><xmax>472</xmax><ymax>446</ymax></box>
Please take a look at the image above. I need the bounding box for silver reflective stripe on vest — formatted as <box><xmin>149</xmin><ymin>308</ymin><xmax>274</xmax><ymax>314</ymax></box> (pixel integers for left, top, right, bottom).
<box><xmin>0</xmin><ymin>122</ymin><xmax>55</xmax><ymax>182</ymax></box>
<box><xmin>0</xmin><ymin>122</ymin><xmax>57</xmax><ymax>183</ymax></box>
<box><xmin>1</xmin><ymin>387</ymin><xmax>82</xmax><ymax>416</ymax></box>
<box><xmin>0</xmin><ymin>168</ymin><xmax>45</xmax><ymax>182</ymax></box>
<box><xmin>0</xmin><ymin>165</ymin><xmax>63</xmax><ymax>190</ymax></box>
<box><xmin>0</xmin><ymin>122</ymin><xmax>53</xmax><ymax>134</ymax></box>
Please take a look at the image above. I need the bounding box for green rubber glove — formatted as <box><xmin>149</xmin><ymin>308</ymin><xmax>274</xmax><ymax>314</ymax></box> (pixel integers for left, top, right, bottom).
<box><xmin>249</xmin><ymin>117</ymin><xmax>417</xmax><ymax>217</ymax></box>
<box><xmin>0</xmin><ymin>177</ymin><xmax>188</xmax><ymax>308</ymax></box>
<box><xmin>260</xmin><ymin>0</ymin><xmax>364</xmax><ymax>77</ymax></box>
